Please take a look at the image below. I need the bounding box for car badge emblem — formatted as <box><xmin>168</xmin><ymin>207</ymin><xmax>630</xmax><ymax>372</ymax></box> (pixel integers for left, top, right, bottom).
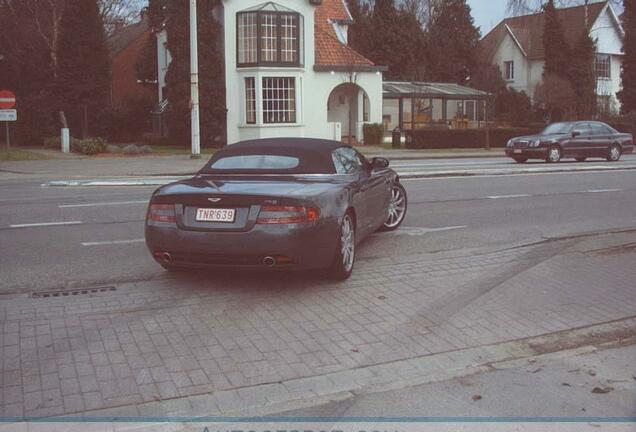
<box><xmin>208</xmin><ymin>197</ymin><xmax>222</xmax><ymax>203</ymax></box>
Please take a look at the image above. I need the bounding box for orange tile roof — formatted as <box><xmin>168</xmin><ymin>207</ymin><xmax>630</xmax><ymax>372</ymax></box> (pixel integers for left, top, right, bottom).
<box><xmin>480</xmin><ymin>1</ymin><xmax>608</xmax><ymax>61</ymax></box>
<box><xmin>313</xmin><ymin>0</ymin><xmax>380</xmax><ymax>70</ymax></box>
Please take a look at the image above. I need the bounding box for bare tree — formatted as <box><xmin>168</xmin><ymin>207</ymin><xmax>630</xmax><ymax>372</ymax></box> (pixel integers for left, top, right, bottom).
<box><xmin>507</xmin><ymin>0</ymin><xmax>622</xmax><ymax>16</ymax></box>
<box><xmin>100</xmin><ymin>0</ymin><xmax>145</xmax><ymax>36</ymax></box>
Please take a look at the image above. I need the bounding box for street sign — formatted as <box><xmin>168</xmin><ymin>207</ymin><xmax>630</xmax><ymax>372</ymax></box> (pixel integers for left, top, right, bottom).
<box><xmin>0</xmin><ymin>90</ymin><xmax>16</xmax><ymax>109</ymax></box>
<box><xmin>0</xmin><ymin>109</ymin><xmax>17</xmax><ymax>121</ymax></box>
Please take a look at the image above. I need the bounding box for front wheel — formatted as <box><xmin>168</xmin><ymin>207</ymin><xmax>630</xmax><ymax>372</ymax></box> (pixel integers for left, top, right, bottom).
<box><xmin>607</xmin><ymin>144</ymin><xmax>621</xmax><ymax>162</ymax></box>
<box><xmin>546</xmin><ymin>145</ymin><xmax>562</xmax><ymax>163</ymax></box>
<box><xmin>328</xmin><ymin>213</ymin><xmax>356</xmax><ymax>280</ymax></box>
<box><xmin>378</xmin><ymin>183</ymin><xmax>408</xmax><ymax>232</ymax></box>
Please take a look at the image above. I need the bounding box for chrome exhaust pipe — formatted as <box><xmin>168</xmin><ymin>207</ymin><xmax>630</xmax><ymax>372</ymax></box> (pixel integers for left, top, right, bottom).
<box><xmin>263</xmin><ymin>256</ymin><xmax>276</xmax><ymax>268</ymax></box>
<box><xmin>161</xmin><ymin>252</ymin><xmax>172</xmax><ymax>265</ymax></box>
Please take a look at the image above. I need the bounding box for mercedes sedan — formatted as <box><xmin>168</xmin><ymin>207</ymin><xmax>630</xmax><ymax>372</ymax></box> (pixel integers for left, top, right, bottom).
<box><xmin>505</xmin><ymin>121</ymin><xmax>634</xmax><ymax>163</ymax></box>
<box><xmin>145</xmin><ymin>138</ymin><xmax>408</xmax><ymax>280</ymax></box>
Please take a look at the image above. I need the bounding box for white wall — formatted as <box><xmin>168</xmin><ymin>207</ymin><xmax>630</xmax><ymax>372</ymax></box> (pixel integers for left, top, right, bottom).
<box><xmin>156</xmin><ymin>30</ymin><xmax>170</xmax><ymax>103</ymax></box>
<box><xmin>221</xmin><ymin>0</ymin><xmax>382</xmax><ymax>144</ymax></box>
<box><xmin>491</xmin><ymin>29</ymin><xmax>531</xmax><ymax>95</ymax></box>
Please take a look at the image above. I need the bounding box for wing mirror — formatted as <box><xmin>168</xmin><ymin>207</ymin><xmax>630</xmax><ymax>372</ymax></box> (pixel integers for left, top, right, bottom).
<box><xmin>572</xmin><ymin>130</ymin><xmax>581</xmax><ymax>137</ymax></box>
<box><xmin>371</xmin><ymin>157</ymin><xmax>390</xmax><ymax>169</ymax></box>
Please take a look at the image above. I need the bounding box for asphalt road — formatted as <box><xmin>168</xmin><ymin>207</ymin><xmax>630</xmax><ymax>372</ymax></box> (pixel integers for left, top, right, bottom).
<box><xmin>1</xmin><ymin>156</ymin><xmax>636</xmax><ymax>294</ymax></box>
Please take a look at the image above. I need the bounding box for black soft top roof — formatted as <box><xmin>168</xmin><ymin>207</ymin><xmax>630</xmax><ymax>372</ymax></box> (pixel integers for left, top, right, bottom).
<box><xmin>200</xmin><ymin>138</ymin><xmax>346</xmax><ymax>174</ymax></box>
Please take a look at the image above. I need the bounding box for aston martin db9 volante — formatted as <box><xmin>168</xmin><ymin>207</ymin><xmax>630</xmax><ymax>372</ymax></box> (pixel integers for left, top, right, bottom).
<box><xmin>145</xmin><ymin>138</ymin><xmax>408</xmax><ymax>279</ymax></box>
<box><xmin>505</xmin><ymin>121</ymin><xmax>634</xmax><ymax>163</ymax></box>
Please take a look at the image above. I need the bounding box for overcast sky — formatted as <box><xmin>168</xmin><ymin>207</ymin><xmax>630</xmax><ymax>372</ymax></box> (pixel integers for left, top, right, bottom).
<box><xmin>467</xmin><ymin>0</ymin><xmax>509</xmax><ymax>36</ymax></box>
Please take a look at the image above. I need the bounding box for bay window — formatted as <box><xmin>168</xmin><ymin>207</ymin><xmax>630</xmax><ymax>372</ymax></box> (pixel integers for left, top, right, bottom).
<box><xmin>237</xmin><ymin>8</ymin><xmax>302</xmax><ymax>67</ymax></box>
<box><xmin>262</xmin><ymin>77</ymin><xmax>296</xmax><ymax>124</ymax></box>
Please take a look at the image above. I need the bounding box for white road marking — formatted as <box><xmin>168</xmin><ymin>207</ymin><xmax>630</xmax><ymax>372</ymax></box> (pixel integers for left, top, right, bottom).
<box><xmin>382</xmin><ymin>226</ymin><xmax>467</xmax><ymax>237</ymax></box>
<box><xmin>403</xmin><ymin>168</ymin><xmax>636</xmax><ymax>181</ymax></box>
<box><xmin>10</xmin><ymin>221</ymin><xmax>83</xmax><ymax>228</ymax></box>
<box><xmin>59</xmin><ymin>200</ymin><xmax>148</xmax><ymax>208</ymax></box>
<box><xmin>487</xmin><ymin>194</ymin><xmax>532</xmax><ymax>199</ymax></box>
<box><xmin>585</xmin><ymin>188</ymin><xmax>624</xmax><ymax>193</ymax></box>
<box><xmin>82</xmin><ymin>239</ymin><xmax>145</xmax><ymax>247</ymax></box>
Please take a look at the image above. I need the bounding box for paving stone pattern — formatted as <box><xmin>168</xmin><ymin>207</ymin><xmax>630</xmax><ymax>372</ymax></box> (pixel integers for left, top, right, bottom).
<box><xmin>2</xmin><ymin>235</ymin><xmax>636</xmax><ymax>417</ymax></box>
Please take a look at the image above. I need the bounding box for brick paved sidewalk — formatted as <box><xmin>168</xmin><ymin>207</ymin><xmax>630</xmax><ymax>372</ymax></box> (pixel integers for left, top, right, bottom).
<box><xmin>2</xmin><ymin>232</ymin><xmax>635</xmax><ymax>418</ymax></box>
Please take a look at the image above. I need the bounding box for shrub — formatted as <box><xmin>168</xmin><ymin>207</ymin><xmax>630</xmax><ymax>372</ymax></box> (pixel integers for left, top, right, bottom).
<box><xmin>105</xmin><ymin>144</ymin><xmax>122</xmax><ymax>153</ymax></box>
<box><xmin>122</xmin><ymin>144</ymin><xmax>141</xmax><ymax>155</ymax></box>
<box><xmin>363</xmin><ymin>123</ymin><xmax>384</xmax><ymax>146</ymax></box>
<box><xmin>139</xmin><ymin>144</ymin><xmax>153</xmax><ymax>154</ymax></box>
<box><xmin>71</xmin><ymin>137</ymin><xmax>107</xmax><ymax>155</ymax></box>
<box><xmin>142</xmin><ymin>133</ymin><xmax>173</xmax><ymax>147</ymax></box>
<box><xmin>405</xmin><ymin>127</ymin><xmax>541</xmax><ymax>149</ymax></box>
<box><xmin>96</xmin><ymin>96</ymin><xmax>155</xmax><ymax>142</ymax></box>
<box><xmin>43</xmin><ymin>136</ymin><xmax>61</xmax><ymax>149</ymax></box>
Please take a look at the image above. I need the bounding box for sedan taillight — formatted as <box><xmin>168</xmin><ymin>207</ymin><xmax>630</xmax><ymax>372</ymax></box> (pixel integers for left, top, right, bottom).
<box><xmin>148</xmin><ymin>204</ymin><xmax>176</xmax><ymax>223</ymax></box>
<box><xmin>256</xmin><ymin>206</ymin><xmax>320</xmax><ymax>224</ymax></box>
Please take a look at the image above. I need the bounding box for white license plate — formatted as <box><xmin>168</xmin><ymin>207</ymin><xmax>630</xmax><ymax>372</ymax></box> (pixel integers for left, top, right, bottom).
<box><xmin>196</xmin><ymin>208</ymin><xmax>236</xmax><ymax>223</ymax></box>
<box><xmin>513</xmin><ymin>149</ymin><xmax>522</xmax><ymax>154</ymax></box>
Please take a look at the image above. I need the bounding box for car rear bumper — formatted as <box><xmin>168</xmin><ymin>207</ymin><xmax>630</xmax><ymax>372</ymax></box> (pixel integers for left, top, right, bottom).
<box><xmin>145</xmin><ymin>219</ymin><xmax>340</xmax><ymax>270</ymax></box>
<box><xmin>505</xmin><ymin>147</ymin><xmax>548</xmax><ymax>159</ymax></box>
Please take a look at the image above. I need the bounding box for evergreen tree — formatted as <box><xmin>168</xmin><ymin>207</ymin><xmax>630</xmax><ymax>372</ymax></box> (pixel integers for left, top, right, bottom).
<box><xmin>56</xmin><ymin>0</ymin><xmax>111</xmax><ymax>138</ymax></box>
<box><xmin>164</xmin><ymin>0</ymin><xmax>226</xmax><ymax>147</ymax></box>
<box><xmin>367</xmin><ymin>0</ymin><xmax>403</xmax><ymax>79</ymax></box>
<box><xmin>569</xmin><ymin>30</ymin><xmax>597</xmax><ymax>118</ymax></box>
<box><xmin>542</xmin><ymin>0</ymin><xmax>570</xmax><ymax>79</ymax></box>
<box><xmin>426</xmin><ymin>0</ymin><xmax>480</xmax><ymax>83</ymax></box>
<box><xmin>347</xmin><ymin>0</ymin><xmax>371</xmax><ymax>57</ymax></box>
<box><xmin>618</xmin><ymin>0</ymin><xmax>636</xmax><ymax>114</ymax></box>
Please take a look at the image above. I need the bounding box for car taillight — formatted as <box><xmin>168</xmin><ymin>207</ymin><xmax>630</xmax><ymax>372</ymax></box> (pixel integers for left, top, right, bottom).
<box><xmin>148</xmin><ymin>204</ymin><xmax>176</xmax><ymax>223</ymax></box>
<box><xmin>256</xmin><ymin>206</ymin><xmax>320</xmax><ymax>224</ymax></box>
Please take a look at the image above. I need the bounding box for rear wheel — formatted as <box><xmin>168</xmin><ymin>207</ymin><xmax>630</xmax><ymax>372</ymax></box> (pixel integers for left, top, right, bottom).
<box><xmin>513</xmin><ymin>157</ymin><xmax>528</xmax><ymax>163</ymax></box>
<box><xmin>607</xmin><ymin>144</ymin><xmax>621</xmax><ymax>162</ymax></box>
<box><xmin>546</xmin><ymin>145</ymin><xmax>562</xmax><ymax>163</ymax></box>
<box><xmin>328</xmin><ymin>212</ymin><xmax>355</xmax><ymax>280</ymax></box>
<box><xmin>378</xmin><ymin>183</ymin><xmax>408</xmax><ymax>232</ymax></box>
<box><xmin>575</xmin><ymin>157</ymin><xmax>587</xmax><ymax>162</ymax></box>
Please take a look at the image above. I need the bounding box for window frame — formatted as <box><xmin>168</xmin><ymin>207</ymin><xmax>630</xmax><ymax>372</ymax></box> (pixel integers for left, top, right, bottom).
<box><xmin>236</xmin><ymin>10</ymin><xmax>302</xmax><ymax>68</ymax></box>
<box><xmin>244</xmin><ymin>77</ymin><xmax>257</xmax><ymax>125</ymax></box>
<box><xmin>504</xmin><ymin>61</ymin><xmax>514</xmax><ymax>81</ymax></box>
<box><xmin>262</xmin><ymin>76</ymin><xmax>297</xmax><ymax>124</ymax></box>
<box><xmin>595</xmin><ymin>54</ymin><xmax>611</xmax><ymax>80</ymax></box>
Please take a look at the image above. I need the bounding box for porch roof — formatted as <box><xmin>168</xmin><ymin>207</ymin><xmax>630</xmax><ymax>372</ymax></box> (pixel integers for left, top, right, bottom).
<box><xmin>383</xmin><ymin>81</ymin><xmax>490</xmax><ymax>100</ymax></box>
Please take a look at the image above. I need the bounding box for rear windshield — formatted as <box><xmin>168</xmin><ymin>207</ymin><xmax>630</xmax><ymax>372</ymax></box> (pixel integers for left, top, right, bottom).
<box><xmin>199</xmin><ymin>147</ymin><xmax>337</xmax><ymax>175</ymax></box>
<box><xmin>210</xmin><ymin>155</ymin><xmax>300</xmax><ymax>170</ymax></box>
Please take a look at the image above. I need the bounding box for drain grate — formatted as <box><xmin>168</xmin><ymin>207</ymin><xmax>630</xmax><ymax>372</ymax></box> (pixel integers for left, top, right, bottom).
<box><xmin>32</xmin><ymin>286</ymin><xmax>117</xmax><ymax>299</ymax></box>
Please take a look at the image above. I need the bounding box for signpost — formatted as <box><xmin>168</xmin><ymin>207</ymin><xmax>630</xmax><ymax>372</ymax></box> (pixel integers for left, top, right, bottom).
<box><xmin>0</xmin><ymin>90</ymin><xmax>17</xmax><ymax>150</ymax></box>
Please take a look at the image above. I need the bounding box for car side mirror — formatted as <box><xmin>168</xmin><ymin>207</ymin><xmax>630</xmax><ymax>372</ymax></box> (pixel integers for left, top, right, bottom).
<box><xmin>572</xmin><ymin>130</ymin><xmax>581</xmax><ymax>137</ymax></box>
<box><xmin>371</xmin><ymin>157</ymin><xmax>389</xmax><ymax>169</ymax></box>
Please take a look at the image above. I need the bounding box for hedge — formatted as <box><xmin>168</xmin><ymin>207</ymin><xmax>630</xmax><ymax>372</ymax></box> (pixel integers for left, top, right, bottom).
<box><xmin>405</xmin><ymin>127</ymin><xmax>541</xmax><ymax>149</ymax></box>
<box><xmin>362</xmin><ymin>123</ymin><xmax>383</xmax><ymax>146</ymax></box>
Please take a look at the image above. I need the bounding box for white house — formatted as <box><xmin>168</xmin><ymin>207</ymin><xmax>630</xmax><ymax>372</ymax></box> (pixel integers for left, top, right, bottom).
<box><xmin>480</xmin><ymin>1</ymin><xmax>625</xmax><ymax>114</ymax></box>
<box><xmin>156</xmin><ymin>0</ymin><xmax>385</xmax><ymax>145</ymax></box>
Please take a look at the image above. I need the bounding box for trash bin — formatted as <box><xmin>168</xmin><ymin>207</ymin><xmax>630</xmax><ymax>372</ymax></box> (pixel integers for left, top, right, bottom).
<box><xmin>392</xmin><ymin>127</ymin><xmax>401</xmax><ymax>149</ymax></box>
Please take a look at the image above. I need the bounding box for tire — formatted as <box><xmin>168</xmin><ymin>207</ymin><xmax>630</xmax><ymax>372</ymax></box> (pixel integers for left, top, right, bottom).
<box><xmin>607</xmin><ymin>144</ymin><xmax>621</xmax><ymax>162</ymax></box>
<box><xmin>328</xmin><ymin>212</ymin><xmax>356</xmax><ymax>280</ymax></box>
<box><xmin>546</xmin><ymin>145</ymin><xmax>562</xmax><ymax>163</ymax></box>
<box><xmin>513</xmin><ymin>157</ymin><xmax>528</xmax><ymax>163</ymax></box>
<box><xmin>378</xmin><ymin>183</ymin><xmax>408</xmax><ymax>232</ymax></box>
<box><xmin>575</xmin><ymin>157</ymin><xmax>587</xmax><ymax>162</ymax></box>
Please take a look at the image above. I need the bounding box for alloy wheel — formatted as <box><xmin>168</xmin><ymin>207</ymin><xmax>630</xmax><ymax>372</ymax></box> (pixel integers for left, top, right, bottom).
<box><xmin>548</xmin><ymin>146</ymin><xmax>561</xmax><ymax>163</ymax></box>
<box><xmin>384</xmin><ymin>185</ymin><xmax>407</xmax><ymax>229</ymax></box>
<box><xmin>609</xmin><ymin>144</ymin><xmax>621</xmax><ymax>161</ymax></box>
<box><xmin>340</xmin><ymin>215</ymin><xmax>355</xmax><ymax>272</ymax></box>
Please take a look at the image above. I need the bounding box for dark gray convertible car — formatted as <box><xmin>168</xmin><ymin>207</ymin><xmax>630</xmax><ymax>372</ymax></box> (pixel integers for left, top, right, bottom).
<box><xmin>145</xmin><ymin>138</ymin><xmax>407</xmax><ymax>279</ymax></box>
<box><xmin>505</xmin><ymin>121</ymin><xmax>634</xmax><ymax>163</ymax></box>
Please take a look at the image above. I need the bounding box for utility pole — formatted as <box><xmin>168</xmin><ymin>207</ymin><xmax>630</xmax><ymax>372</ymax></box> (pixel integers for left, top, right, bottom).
<box><xmin>190</xmin><ymin>0</ymin><xmax>201</xmax><ymax>158</ymax></box>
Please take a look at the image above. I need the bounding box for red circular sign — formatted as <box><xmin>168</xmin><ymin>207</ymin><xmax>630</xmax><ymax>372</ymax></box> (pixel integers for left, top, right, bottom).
<box><xmin>0</xmin><ymin>90</ymin><xmax>16</xmax><ymax>109</ymax></box>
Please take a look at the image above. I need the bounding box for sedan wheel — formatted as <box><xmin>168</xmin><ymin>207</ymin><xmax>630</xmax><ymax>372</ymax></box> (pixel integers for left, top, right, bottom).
<box><xmin>546</xmin><ymin>145</ymin><xmax>562</xmax><ymax>163</ymax></box>
<box><xmin>607</xmin><ymin>144</ymin><xmax>621</xmax><ymax>162</ymax></box>
<box><xmin>379</xmin><ymin>183</ymin><xmax>408</xmax><ymax>232</ymax></box>
<box><xmin>328</xmin><ymin>213</ymin><xmax>355</xmax><ymax>280</ymax></box>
